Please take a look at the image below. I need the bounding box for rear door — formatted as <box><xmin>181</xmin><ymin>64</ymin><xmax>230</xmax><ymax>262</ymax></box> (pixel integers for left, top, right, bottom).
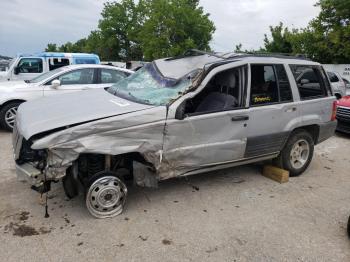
<box><xmin>244</xmin><ymin>64</ymin><xmax>297</xmax><ymax>158</ymax></box>
<box><xmin>290</xmin><ymin>64</ymin><xmax>334</xmax><ymax>124</ymax></box>
<box><xmin>94</xmin><ymin>68</ymin><xmax>130</xmax><ymax>89</ymax></box>
<box><xmin>43</xmin><ymin>68</ymin><xmax>98</xmax><ymax>96</ymax></box>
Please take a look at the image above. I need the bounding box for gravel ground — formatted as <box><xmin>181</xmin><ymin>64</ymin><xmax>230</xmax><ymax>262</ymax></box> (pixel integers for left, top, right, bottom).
<box><xmin>0</xmin><ymin>130</ymin><xmax>350</xmax><ymax>262</ymax></box>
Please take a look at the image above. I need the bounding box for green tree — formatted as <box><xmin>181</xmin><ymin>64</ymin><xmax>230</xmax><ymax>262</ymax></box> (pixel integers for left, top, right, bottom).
<box><xmin>282</xmin><ymin>0</ymin><xmax>350</xmax><ymax>63</ymax></box>
<box><xmin>263</xmin><ymin>22</ymin><xmax>293</xmax><ymax>54</ymax></box>
<box><xmin>308</xmin><ymin>0</ymin><xmax>350</xmax><ymax>63</ymax></box>
<box><xmin>45</xmin><ymin>43</ymin><xmax>58</xmax><ymax>52</ymax></box>
<box><xmin>234</xmin><ymin>43</ymin><xmax>243</xmax><ymax>52</ymax></box>
<box><xmin>97</xmin><ymin>0</ymin><xmax>144</xmax><ymax>61</ymax></box>
<box><xmin>138</xmin><ymin>0</ymin><xmax>215</xmax><ymax>60</ymax></box>
<box><xmin>45</xmin><ymin>0</ymin><xmax>215</xmax><ymax>61</ymax></box>
<box><xmin>237</xmin><ymin>0</ymin><xmax>350</xmax><ymax>63</ymax></box>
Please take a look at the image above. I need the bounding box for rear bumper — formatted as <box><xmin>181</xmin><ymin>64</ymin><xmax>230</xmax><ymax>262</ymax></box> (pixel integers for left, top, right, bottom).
<box><xmin>318</xmin><ymin>121</ymin><xmax>337</xmax><ymax>144</ymax></box>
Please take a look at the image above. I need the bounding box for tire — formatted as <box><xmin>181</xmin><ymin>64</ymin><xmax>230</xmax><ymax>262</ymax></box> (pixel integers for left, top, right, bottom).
<box><xmin>85</xmin><ymin>171</ymin><xmax>128</xmax><ymax>219</ymax></box>
<box><xmin>274</xmin><ymin>129</ymin><xmax>314</xmax><ymax>177</ymax></box>
<box><xmin>62</xmin><ymin>167</ymin><xmax>79</xmax><ymax>199</ymax></box>
<box><xmin>0</xmin><ymin>102</ymin><xmax>22</xmax><ymax>131</ymax></box>
<box><xmin>347</xmin><ymin>216</ymin><xmax>350</xmax><ymax>238</ymax></box>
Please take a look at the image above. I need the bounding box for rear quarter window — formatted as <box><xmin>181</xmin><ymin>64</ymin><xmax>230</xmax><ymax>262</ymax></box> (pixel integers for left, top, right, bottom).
<box><xmin>289</xmin><ymin>65</ymin><xmax>328</xmax><ymax>100</ymax></box>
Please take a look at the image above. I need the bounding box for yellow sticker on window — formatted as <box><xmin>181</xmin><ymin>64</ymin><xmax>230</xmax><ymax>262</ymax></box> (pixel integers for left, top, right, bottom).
<box><xmin>253</xmin><ymin>96</ymin><xmax>272</xmax><ymax>103</ymax></box>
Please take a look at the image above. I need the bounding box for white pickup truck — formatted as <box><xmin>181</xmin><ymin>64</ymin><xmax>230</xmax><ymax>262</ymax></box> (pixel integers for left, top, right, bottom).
<box><xmin>0</xmin><ymin>52</ymin><xmax>100</xmax><ymax>82</ymax></box>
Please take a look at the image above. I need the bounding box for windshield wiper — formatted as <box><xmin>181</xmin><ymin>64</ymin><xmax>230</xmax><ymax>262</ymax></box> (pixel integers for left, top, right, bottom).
<box><xmin>24</xmin><ymin>80</ymin><xmax>30</xmax><ymax>83</ymax></box>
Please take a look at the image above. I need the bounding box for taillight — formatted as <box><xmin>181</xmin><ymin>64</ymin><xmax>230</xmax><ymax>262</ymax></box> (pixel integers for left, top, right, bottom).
<box><xmin>331</xmin><ymin>101</ymin><xmax>337</xmax><ymax>121</ymax></box>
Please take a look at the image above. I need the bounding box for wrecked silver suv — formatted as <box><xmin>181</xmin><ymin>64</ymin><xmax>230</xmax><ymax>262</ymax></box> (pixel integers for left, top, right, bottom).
<box><xmin>13</xmin><ymin>50</ymin><xmax>337</xmax><ymax>218</ymax></box>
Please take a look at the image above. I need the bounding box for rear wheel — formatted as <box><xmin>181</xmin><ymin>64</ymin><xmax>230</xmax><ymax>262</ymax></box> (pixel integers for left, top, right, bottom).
<box><xmin>0</xmin><ymin>102</ymin><xmax>22</xmax><ymax>131</ymax></box>
<box><xmin>347</xmin><ymin>216</ymin><xmax>350</xmax><ymax>238</ymax></box>
<box><xmin>85</xmin><ymin>172</ymin><xmax>127</xmax><ymax>219</ymax></box>
<box><xmin>274</xmin><ymin>130</ymin><xmax>314</xmax><ymax>177</ymax></box>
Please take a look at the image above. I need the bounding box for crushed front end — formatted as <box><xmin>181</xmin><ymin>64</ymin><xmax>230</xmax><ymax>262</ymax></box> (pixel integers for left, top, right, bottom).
<box><xmin>12</xmin><ymin>124</ymin><xmax>66</xmax><ymax>193</ymax></box>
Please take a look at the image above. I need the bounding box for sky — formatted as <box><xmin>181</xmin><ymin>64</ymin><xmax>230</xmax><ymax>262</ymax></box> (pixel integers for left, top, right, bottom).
<box><xmin>0</xmin><ymin>0</ymin><xmax>320</xmax><ymax>57</ymax></box>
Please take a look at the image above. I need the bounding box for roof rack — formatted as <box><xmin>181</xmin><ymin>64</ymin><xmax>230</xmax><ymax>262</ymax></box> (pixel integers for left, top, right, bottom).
<box><xmin>227</xmin><ymin>51</ymin><xmax>310</xmax><ymax>61</ymax></box>
<box><xmin>166</xmin><ymin>49</ymin><xmax>311</xmax><ymax>62</ymax></box>
<box><xmin>165</xmin><ymin>49</ymin><xmax>226</xmax><ymax>61</ymax></box>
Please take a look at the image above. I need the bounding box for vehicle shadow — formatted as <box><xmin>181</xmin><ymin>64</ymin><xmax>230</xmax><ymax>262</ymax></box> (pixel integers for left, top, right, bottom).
<box><xmin>46</xmin><ymin>163</ymin><xmax>266</xmax><ymax>220</ymax></box>
<box><xmin>335</xmin><ymin>131</ymin><xmax>350</xmax><ymax>139</ymax></box>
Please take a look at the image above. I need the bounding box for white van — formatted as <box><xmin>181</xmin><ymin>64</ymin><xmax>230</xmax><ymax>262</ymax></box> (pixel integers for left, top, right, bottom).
<box><xmin>0</xmin><ymin>52</ymin><xmax>100</xmax><ymax>82</ymax></box>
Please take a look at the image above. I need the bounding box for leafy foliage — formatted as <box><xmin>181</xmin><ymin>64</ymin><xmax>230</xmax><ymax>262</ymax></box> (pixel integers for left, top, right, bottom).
<box><xmin>45</xmin><ymin>0</ymin><xmax>215</xmax><ymax>61</ymax></box>
<box><xmin>263</xmin><ymin>22</ymin><xmax>293</xmax><ymax>54</ymax></box>
<box><xmin>138</xmin><ymin>0</ymin><xmax>215</xmax><ymax>60</ymax></box>
<box><xmin>258</xmin><ymin>0</ymin><xmax>350</xmax><ymax>63</ymax></box>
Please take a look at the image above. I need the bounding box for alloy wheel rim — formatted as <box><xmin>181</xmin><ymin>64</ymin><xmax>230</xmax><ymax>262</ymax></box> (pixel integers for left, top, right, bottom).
<box><xmin>5</xmin><ymin>106</ymin><xmax>18</xmax><ymax>128</ymax></box>
<box><xmin>290</xmin><ymin>139</ymin><xmax>310</xmax><ymax>169</ymax></box>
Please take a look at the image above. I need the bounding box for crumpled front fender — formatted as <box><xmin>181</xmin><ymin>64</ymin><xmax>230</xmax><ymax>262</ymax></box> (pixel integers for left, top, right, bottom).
<box><xmin>32</xmin><ymin>107</ymin><xmax>167</xmax><ymax>179</ymax></box>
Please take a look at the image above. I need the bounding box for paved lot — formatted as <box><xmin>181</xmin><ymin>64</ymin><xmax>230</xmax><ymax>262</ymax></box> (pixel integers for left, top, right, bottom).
<box><xmin>0</xmin><ymin>130</ymin><xmax>350</xmax><ymax>262</ymax></box>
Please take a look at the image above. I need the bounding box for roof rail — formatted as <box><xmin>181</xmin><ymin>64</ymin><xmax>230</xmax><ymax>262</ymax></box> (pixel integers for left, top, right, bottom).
<box><xmin>165</xmin><ymin>49</ymin><xmax>311</xmax><ymax>62</ymax></box>
<box><xmin>165</xmin><ymin>49</ymin><xmax>226</xmax><ymax>61</ymax></box>
<box><xmin>229</xmin><ymin>51</ymin><xmax>310</xmax><ymax>60</ymax></box>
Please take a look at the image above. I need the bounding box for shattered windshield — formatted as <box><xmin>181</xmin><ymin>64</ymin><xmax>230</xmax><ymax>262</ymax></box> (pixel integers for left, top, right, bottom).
<box><xmin>107</xmin><ymin>63</ymin><xmax>194</xmax><ymax>106</ymax></box>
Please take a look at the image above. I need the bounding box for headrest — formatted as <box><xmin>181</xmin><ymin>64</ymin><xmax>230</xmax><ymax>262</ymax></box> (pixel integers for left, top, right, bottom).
<box><xmin>220</xmin><ymin>73</ymin><xmax>236</xmax><ymax>88</ymax></box>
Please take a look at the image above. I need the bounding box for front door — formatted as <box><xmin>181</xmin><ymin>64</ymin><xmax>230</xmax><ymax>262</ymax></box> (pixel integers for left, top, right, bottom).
<box><xmin>12</xmin><ymin>57</ymin><xmax>44</xmax><ymax>81</ymax></box>
<box><xmin>162</xmin><ymin>65</ymin><xmax>249</xmax><ymax>176</ymax></box>
<box><xmin>43</xmin><ymin>68</ymin><xmax>97</xmax><ymax>96</ymax></box>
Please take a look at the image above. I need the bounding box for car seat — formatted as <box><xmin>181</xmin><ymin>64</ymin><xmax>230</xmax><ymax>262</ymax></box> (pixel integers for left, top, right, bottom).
<box><xmin>196</xmin><ymin>73</ymin><xmax>238</xmax><ymax>113</ymax></box>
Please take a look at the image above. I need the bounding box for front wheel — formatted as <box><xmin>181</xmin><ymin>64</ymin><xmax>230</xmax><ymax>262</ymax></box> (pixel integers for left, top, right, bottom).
<box><xmin>85</xmin><ymin>172</ymin><xmax>128</xmax><ymax>219</ymax></box>
<box><xmin>274</xmin><ymin>130</ymin><xmax>314</xmax><ymax>177</ymax></box>
<box><xmin>0</xmin><ymin>102</ymin><xmax>22</xmax><ymax>131</ymax></box>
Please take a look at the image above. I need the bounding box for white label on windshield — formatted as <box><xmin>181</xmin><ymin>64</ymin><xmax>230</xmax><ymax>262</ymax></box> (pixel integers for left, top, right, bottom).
<box><xmin>109</xmin><ymin>99</ymin><xmax>130</xmax><ymax>107</ymax></box>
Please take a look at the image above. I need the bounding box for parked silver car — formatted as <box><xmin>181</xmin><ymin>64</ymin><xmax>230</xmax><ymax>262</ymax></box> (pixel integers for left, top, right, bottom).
<box><xmin>13</xmin><ymin>51</ymin><xmax>337</xmax><ymax>218</ymax></box>
<box><xmin>327</xmin><ymin>71</ymin><xmax>347</xmax><ymax>98</ymax></box>
<box><xmin>342</xmin><ymin>78</ymin><xmax>350</xmax><ymax>90</ymax></box>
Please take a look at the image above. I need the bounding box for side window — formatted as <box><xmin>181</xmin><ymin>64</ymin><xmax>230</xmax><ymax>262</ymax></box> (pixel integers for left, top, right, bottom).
<box><xmin>49</xmin><ymin>58</ymin><xmax>70</xmax><ymax>71</ymax></box>
<box><xmin>275</xmin><ymin>64</ymin><xmax>293</xmax><ymax>102</ymax></box>
<box><xmin>183</xmin><ymin>66</ymin><xmax>247</xmax><ymax>115</ymax></box>
<box><xmin>17</xmin><ymin>58</ymin><xmax>43</xmax><ymax>73</ymax></box>
<box><xmin>290</xmin><ymin>65</ymin><xmax>326</xmax><ymax>99</ymax></box>
<box><xmin>56</xmin><ymin>68</ymin><xmax>95</xmax><ymax>85</ymax></box>
<box><xmin>75</xmin><ymin>59</ymin><xmax>97</xmax><ymax>64</ymax></box>
<box><xmin>327</xmin><ymin>72</ymin><xmax>339</xmax><ymax>83</ymax></box>
<box><xmin>250</xmin><ymin>65</ymin><xmax>278</xmax><ymax>105</ymax></box>
<box><xmin>101</xmin><ymin>69</ymin><xmax>127</xmax><ymax>84</ymax></box>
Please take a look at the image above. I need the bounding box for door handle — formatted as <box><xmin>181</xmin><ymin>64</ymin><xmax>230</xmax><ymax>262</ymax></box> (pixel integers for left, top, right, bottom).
<box><xmin>285</xmin><ymin>107</ymin><xmax>297</xmax><ymax>113</ymax></box>
<box><xmin>231</xmin><ymin>115</ymin><xmax>249</xmax><ymax>121</ymax></box>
